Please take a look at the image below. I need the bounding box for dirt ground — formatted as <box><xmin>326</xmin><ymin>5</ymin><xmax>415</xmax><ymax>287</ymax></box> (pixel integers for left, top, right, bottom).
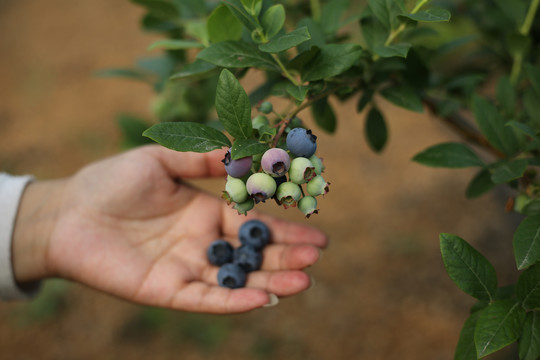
<box><xmin>0</xmin><ymin>1</ymin><xmax>523</xmax><ymax>359</ymax></box>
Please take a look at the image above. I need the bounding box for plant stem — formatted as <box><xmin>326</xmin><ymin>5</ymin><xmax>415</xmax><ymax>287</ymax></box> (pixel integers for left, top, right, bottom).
<box><xmin>374</xmin><ymin>0</ymin><xmax>429</xmax><ymax>60</ymax></box>
<box><xmin>310</xmin><ymin>0</ymin><xmax>321</xmax><ymax>21</ymax></box>
<box><xmin>272</xmin><ymin>54</ymin><xmax>301</xmax><ymax>86</ymax></box>
<box><xmin>510</xmin><ymin>0</ymin><xmax>540</xmax><ymax>84</ymax></box>
<box><xmin>520</xmin><ymin>0</ymin><xmax>540</xmax><ymax>35</ymax></box>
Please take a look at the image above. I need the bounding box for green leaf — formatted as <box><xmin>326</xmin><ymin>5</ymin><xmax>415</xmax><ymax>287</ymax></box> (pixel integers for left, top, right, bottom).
<box><xmin>94</xmin><ymin>68</ymin><xmax>154</xmax><ymax>83</ymax></box>
<box><xmin>142</xmin><ymin>122</ymin><xmax>231</xmax><ymax>152</ymax></box>
<box><xmin>147</xmin><ymin>39</ymin><xmax>204</xmax><ymax>51</ymax></box>
<box><xmin>215</xmin><ymin>69</ymin><xmax>253</xmax><ymax>140</ymax></box>
<box><xmin>412</xmin><ymin>142</ymin><xmax>484</xmax><ymax>168</ymax></box>
<box><xmin>517</xmin><ymin>263</ymin><xmax>540</xmax><ymax>310</ymax></box>
<box><xmin>296</xmin><ymin>18</ymin><xmax>326</xmax><ymax>53</ymax></box>
<box><xmin>365</xmin><ymin>106</ymin><xmax>388</xmax><ymax>153</ymax></box>
<box><xmin>440</xmin><ymin>233</ymin><xmax>498</xmax><ymax>301</ymax></box>
<box><xmin>240</xmin><ymin>0</ymin><xmax>262</xmax><ymax>16</ymax></box>
<box><xmin>311</xmin><ymin>97</ymin><xmax>337</xmax><ymax>134</ymax></box>
<box><xmin>207</xmin><ymin>4</ymin><xmax>244</xmax><ymax>43</ymax></box>
<box><xmin>519</xmin><ymin>312</ymin><xmax>540</xmax><ymax>360</ymax></box>
<box><xmin>222</xmin><ymin>0</ymin><xmax>259</xmax><ymax>31</ymax></box>
<box><xmin>455</xmin><ymin>311</ymin><xmax>481</xmax><ymax>360</ymax></box>
<box><xmin>368</xmin><ymin>0</ymin><xmax>405</xmax><ymax>31</ymax></box>
<box><xmin>302</xmin><ymin>44</ymin><xmax>362</xmax><ymax>82</ymax></box>
<box><xmin>379</xmin><ymin>85</ymin><xmax>424</xmax><ymax>113</ymax></box>
<box><xmin>357</xmin><ymin>89</ymin><xmax>375</xmax><ymax>113</ymax></box>
<box><xmin>523</xmin><ymin>199</ymin><xmax>540</xmax><ymax>216</ymax></box>
<box><xmin>261</xmin><ymin>4</ymin><xmax>285</xmax><ymax>40</ymax></box>
<box><xmin>399</xmin><ymin>8</ymin><xmax>451</xmax><ymax>22</ymax></box>
<box><xmin>320</xmin><ymin>0</ymin><xmax>350</xmax><ymax>35</ymax></box>
<box><xmin>474</xmin><ymin>300</ymin><xmax>526</xmax><ymax>358</ymax></box>
<box><xmin>116</xmin><ymin>114</ymin><xmax>155</xmax><ymax>149</ymax></box>
<box><xmin>496</xmin><ymin>75</ymin><xmax>517</xmax><ymax>116</ymax></box>
<box><xmin>514</xmin><ymin>216</ymin><xmax>540</xmax><ymax>270</ymax></box>
<box><xmin>506</xmin><ymin>121</ymin><xmax>540</xmax><ymax>143</ymax></box>
<box><xmin>259</xmin><ymin>26</ymin><xmax>311</xmax><ymax>53</ymax></box>
<box><xmin>490</xmin><ymin>158</ymin><xmax>528</xmax><ymax>184</ymax></box>
<box><xmin>373</xmin><ymin>43</ymin><xmax>411</xmax><ymax>58</ymax></box>
<box><xmin>230</xmin><ymin>139</ymin><xmax>268</xmax><ymax>160</ymax></box>
<box><xmin>131</xmin><ymin>0</ymin><xmax>180</xmax><ymax>19</ymax></box>
<box><xmin>465</xmin><ymin>168</ymin><xmax>496</xmax><ymax>199</ymax></box>
<box><xmin>361</xmin><ymin>15</ymin><xmax>389</xmax><ymax>51</ymax></box>
<box><xmin>526</xmin><ymin>64</ymin><xmax>540</xmax><ymax>97</ymax></box>
<box><xmin>286</xmin><ymin>84</ymin><xmax>309</xmax><ymax>102</ymax></box>
<box><xmin>472</xmin><ymin>95</ymin><xmax>520</xmax><ymax>157</ymax></box>
<box><xmin>170</xmin><ymin>59</ymin><xmax>217</xmax><ymax>80</ymax></box>
<box><xmin>197</xmin><ymin>41</ymin><xmax>279</xmax><ymax>71</ymax></box>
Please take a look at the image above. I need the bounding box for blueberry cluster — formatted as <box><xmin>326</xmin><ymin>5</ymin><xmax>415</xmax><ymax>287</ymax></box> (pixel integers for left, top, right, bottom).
<box><xmin>221</xmin><ymin>109</ymin><xmax>330</xmax><ymax>218</ymax></box>
<box><xmin>207</xmin><ymin>219</ymin><xmax>270</xmax><ymax>289</ymax></box>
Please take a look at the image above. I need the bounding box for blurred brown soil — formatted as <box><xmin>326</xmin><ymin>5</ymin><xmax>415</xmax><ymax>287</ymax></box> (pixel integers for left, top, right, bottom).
<box><xmin>0</xmin><ymin>1</ymin><xmax>521</xmax><ymax>359</ymax></box>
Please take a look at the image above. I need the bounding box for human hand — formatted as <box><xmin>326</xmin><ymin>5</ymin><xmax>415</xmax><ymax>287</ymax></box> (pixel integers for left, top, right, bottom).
<box><xmin>12</xmin><ymin>145</ymin><xmax>328</xmax><ymax>313</ymax></box>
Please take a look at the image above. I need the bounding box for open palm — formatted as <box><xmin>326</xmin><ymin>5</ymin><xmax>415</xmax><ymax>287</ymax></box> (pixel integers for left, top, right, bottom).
<box><xmin>46</xmin><ymin>145</ymin><xmax>327</xmax><ymax>313</ymax></box>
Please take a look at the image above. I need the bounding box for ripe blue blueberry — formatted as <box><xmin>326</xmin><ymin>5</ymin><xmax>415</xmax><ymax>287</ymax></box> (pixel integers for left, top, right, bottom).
<box><xmin>261</xmin><ymin>148</ymin><xmax>291</xmax><ymax>177</ymax></box>
<box><xmin>259</xmin><ymin>101</ymin><xmax>273</xmax><ymax>114</ymax></box>
<box><xmin>246</xmin><ymin>173</ymin><xmax>277</xmax><ymax>203</ymax></box>
<box><xmin>222</xmin><ymin>149</ymin><xmax>253</xmax><ymax>178</ymax></box>
<box><xmin>217</xmin><ymin>263</ymin><xmax>247</xmax><ymax>289</ymax></box>
<box><xmin>222</xmin><ymin>176</ymin><xmax>249</xmax><ymax>204</ymax></box>
<box><xmin>298</xmin><ymin>196</ymin><xmax>318</xmax><ymax>218</ymax></box>
<box><xmin>286</xmin><ymin>128</ymin><xmax>317</xmax><ymax>158</ymax></box>
<box><xmin>306</xmin><ymin>175</ymin><xmax>330</xmax><ymax>197</ymax></box>
<box><xmin>234</xmin><ymin>245</ymin><xmax>263</xmax><ymax>272</ymax></box>
<box><xmin>276</xmin><ymin>182</ymin><xmax>302</xmax><ymax>208</ymax></box>
<box><xmin>207</xmin><ymin>239</ymin><xmax>234</xmax><ymax>266</ymax></box>
<box><xmin>239</xmin><ymin>219</ymin><xmax>270</xmax><ymax>250</ymax></box>
<box><xmin>289</xmin><ymin>157</ymin><xmax>316</xmax><ymax>184</ymax></box>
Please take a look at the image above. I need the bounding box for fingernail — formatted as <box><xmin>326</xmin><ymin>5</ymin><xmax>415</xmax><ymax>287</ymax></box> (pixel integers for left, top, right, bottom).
<box><xmin>263</xmin><ymin>293</ymin><xmax>279</xmax><ymax>307</ymax></box>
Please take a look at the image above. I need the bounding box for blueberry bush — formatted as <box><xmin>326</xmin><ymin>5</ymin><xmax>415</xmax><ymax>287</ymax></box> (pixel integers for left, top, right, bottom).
<box><xmin>101</xmin><ymin>0</ymin><xmax>540</xmax><ymax>358</ymax></box>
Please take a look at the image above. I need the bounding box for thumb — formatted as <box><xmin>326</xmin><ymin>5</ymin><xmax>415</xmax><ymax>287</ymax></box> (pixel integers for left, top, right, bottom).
<box><xmin>146</xmin><ymin>145</ymin><xmax>228</xmax><ymax>179</ymax></box>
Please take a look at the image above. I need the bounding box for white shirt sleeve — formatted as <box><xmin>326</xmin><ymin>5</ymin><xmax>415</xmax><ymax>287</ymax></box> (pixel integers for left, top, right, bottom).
<box><xmin>0</xmin><ymin>173</ymin><xmax>41</xmax><ymax>301</ymax></box>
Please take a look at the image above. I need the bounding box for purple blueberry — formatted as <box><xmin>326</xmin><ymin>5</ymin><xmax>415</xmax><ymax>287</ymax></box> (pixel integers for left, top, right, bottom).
<box><xmin>239</xmin><ymin>219</ymin><xmax>270</xmax><ymax>249</ymax></box>
<box><xmin>217</xmin><ymin>263</ymin><xmax>247</xmax><ymax>289</ymax></box>
<box><xmin>246</xmin><ymin>173</ymin><xmax>277</xmax><ymax>203</ymax></box>
<box><xmin>207</xmin><ymin>239</ymin><xmax>234</xmax><ymax>266</ymax></box>
<box><xmin>222</xmin><ymin>149</ymin><xmax>252</xmax><ymax>178</ymax></box>
<box><xmin>234</xmin><ymin>245</ymin><xmax>263</xmax><ymax>272</ymax></box>
<box><xmin>286</xmin><ymin>128</ymin><xmax>317</xmax><ymax>157</ymax></box>
<box><xmin>261</xmin><ymin>148</ymin><xmax>291</xmax><ymax>177</ymax></box>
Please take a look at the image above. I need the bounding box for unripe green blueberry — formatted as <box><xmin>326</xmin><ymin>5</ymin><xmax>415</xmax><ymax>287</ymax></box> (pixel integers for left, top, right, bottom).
<box><xmin>251</xmin><ymin>153</ymin><xmax>263</xmax><ymax>173</ymax></box>
<box><xmin>306</xmin><ymin>175</ymin><xmax>330</xmax><ymax>197</ymax></box>
<box><xmin>259</xmin><ymin>101</ymin><xmax>273</xmax><ymax>114</ymax></box>
<box><xmin>309</xmin><ymin>155</ymin><xmax>325</xmax><ymax>175</ymax></box>
<box><xmin>233</xmin><ymin>198</ymin><xmax>255</xmax><ymax>216</ymax></box>
<box><xmin>289</xmin><ymin>157</ymin><xmax>316</xmax><ymax>184</ymax></box>
<box><xmin>252</xmin><ymin>115</ymin><xmax>269</xmax><ymax>130</ymax></box>
<box><xmin>222</xmin><ymin>177</ymin><xmax>249</xmax><ymax>205</ymax></box>
<box><xmin>246</xmin><ymin>172</ymin><xmax>277</xmax><ymax>203</ymax></box>
<box><xmin>276</xmin><ymin>182</ymin><xmax>302</xmax><ymax>209</ymax></box>
<box><xmin>298</xmin><ymin>196</ymin><xmax>318</xmax><ymax>218</ymax></box>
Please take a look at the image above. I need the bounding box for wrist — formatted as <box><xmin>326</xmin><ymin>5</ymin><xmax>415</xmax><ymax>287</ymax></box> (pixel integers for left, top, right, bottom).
<box><xmin>12</xmin><ymin>179</ymin><xmax>66</xmax><ymax>283</ymax></box>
